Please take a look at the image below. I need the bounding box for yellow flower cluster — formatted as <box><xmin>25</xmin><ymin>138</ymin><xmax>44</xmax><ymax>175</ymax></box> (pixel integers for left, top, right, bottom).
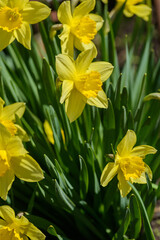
<box><xmin>0</xmin><ymin>0</ymin><xmax>156</xmax><ymax>239</ymax></box>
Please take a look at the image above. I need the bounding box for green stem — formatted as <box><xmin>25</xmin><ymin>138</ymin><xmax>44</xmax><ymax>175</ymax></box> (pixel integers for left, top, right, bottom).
<box><xmin>128</xmin><ymin>182</ymin><xmax>155</xmax><ymax>240</ymax></box>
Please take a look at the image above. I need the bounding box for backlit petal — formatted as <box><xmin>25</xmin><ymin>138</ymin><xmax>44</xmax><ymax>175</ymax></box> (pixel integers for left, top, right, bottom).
<box><xmin>56</xmin><ymin>53</ymin><xmax>76</xmax><ymax>81</ymax></box>
<box><xmin>0</xmin><ymin>98</ymin><xmax>5</xmax><ymax>117</ymax></box>
<box><xmin>117</xmin><ymin>170</ymin><xmax>132</xmax><ymax>197</ymax></box>
<box><xmin>57</xmin><ymin>1</ymin><xmax>72</xmax><ymax>25</ymax></box>
<box><xmin>75</xmin><ymin>48</ymin><xmax>97</xmax><ymax>74</ymax></box>
<box><xmin>11</xmin><ymin>154</ymin><xmax>44</xmax><ymax>182</ymax></box>
<box><xmin>0</xmin><ymin>205</ymin><xmax>15</xmax><ymax>223</ymax></box>
<box><xmin>22</xmin><ymin>1</ymin><xmax>51</xmax><ymax>24</ymax></box>
<box><xmin>1</xmin><ymin>102</ymin><xmax>25</xmax><ymax>121</ymax></box>
<box><xmin>88</xmin><ymin>14</ymin><xmax>104</xmax><ymax>31</ymax></box>
<box><xmin>100</xmin><ymin>162</ymin><xmax>119</xmax><ymax>187</ymax></box>
<box><xmin>65</xmin><ymin>89</ymin><xmax>86</xmax><ymax>122</ymax></box>
<box><xmin>88</xmin><ymin>62</ymin><xmax>114</xmax><ymax>82</ymax></box>
<box><xmin>131</xmin><ymin>145</ymin><xmax>157</xmax><ymax>158</ymax></box>
<box><xmin>0</xmin><ymin>124</ymin><xmax>10</xmax><ymax>149</ymax></box>
<box><xmin>117</xmin><ymin>130</ymin><xmax>136</xmax><ymax>157</ymax></box>
<box><xmin>14</xmin><ymin>124</ymin><xmax>29</xmax><ymax>142</ymax></box>
<box><xmin>129</xmin><ymin>4</ymin><xmax>151</xmax><ymax>21</ymax></box>
<box><xmin>59</xmin><ymin>25</ymin><xmax>74</xmax><ymax>56</ymax></box>
<box><xmin>14</xmin><ymin>22</ymin><xmax>31</xmax><ymax>49</ymax></box>
<box><xmin>87</xmin><ymin>90</ymin><xmax>108</xmax><ymax>108</ymax></box>
<box><xmin>8</xmin><ymin>0</ymin><xmax>28</xmax><ymax>9</ymax></box>
<box><xmin>73</xmin><ymin>0</ymin><xmax>95</xmax><ymax>18</ymax></box>
<box><xmin>0</xmin><ymin>28</ymin><xmax>15</xmax><ymax>51</ymax></box>
<box><xmin>0</xmin><ymin>170</ymin><xmax>15</xmax><ymax>201</ymax></box>
<box><xmin>6</xmin><ymin>136</ymin><xmax>28</xmax><ymax>157</ymax></box>
<box><xmin>60</xmin><ymin>80</ymin><xmax>74</xmax><ymax>104</ymax></box>
<box><xmin>22</xmin><ymin>221</ymin><xmax>46</xmax><ymax>240</ymax></box>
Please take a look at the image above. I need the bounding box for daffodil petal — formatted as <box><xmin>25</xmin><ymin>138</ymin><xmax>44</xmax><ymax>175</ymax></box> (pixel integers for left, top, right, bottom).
<box><xmin>117</xmin><ymin>130</ymin><xmax>136</xmax><ymax>157</ymax></box>
<box><xmin>14</xmin><ymin>124</ymin><xmax>29</xmax><ymax>142</ymax></box>
<box><xmin>0</xmin><ymin>124</ymin><xmax>11</xmax><ymax>149</ymax></box>
<box><xmin>22</xmin><ymin>1</ymin><xmax>51</xmax><ymax>24</ymax></box>
<box><xmin>123</xmin><ymin>7</ymin><xmax>134</xmax><ymax>17</ymax></box>
<box><xmin>73</xmin><ymin>0</ymin><xmax>95</xmax><ymax>18</ymax></box>
<box><xmin>56</xmin><ymin>53</ymin><xmax>75</xmax><ymax>81</ymax></box>
<box><xmin>0</xmin><ymin>0</ymin><xmax>7</xmax><ymax>7</ymax></box>
<box><xmin>117</xmin><ymin>170</ymin><xmax>132</xmax><ymax>197</ymax></box>
<box><xmin>87</xmin><ymin>90</ymin><xmax>108</xmax><ymax>108</ymax></box>
<box><xmin>0</xmin><ymin>28</ymin><xmax>15</xmax><ymax>51</ymax></box>
<box><xmin>6</xmin><ymin>136</ymin><xmax>28</xmax><ymax>157</ymax></box>
<box><xmin>22</xmin><ymin>221</ymin><xmax>46</xmax><ymax>240</ymax></box>
<box><xmin>14</xmin><ymin>22</ymin><xmax>31</xmax><ymax>50</ymax></box>
<box><xmin>132</xmin><ymin>164</ymin><xmax>152</xmax><ymax>184</ymax></box>
<box><xmin>57</xmin><ymin>1</ymin><xmax>72</xmax><ymax>24</ymax></box>
<box><xmin>65</xmin><ymin>89</ymin><xmax>86</xmax><ymax>122</ymax></box>
<box><xmin>100</xmin><ymin>162</ymin><xmax>119</xmax><ymax>187</ymax></box>
<box><xmin>0</xmin><ymin>205</ymin><xmax>15</xmax><ymax>223</ymax></box>
<box><xmin>131</xmin><ymin>145</ymin><xmax>157</xmax><ymax>158</ymax></box>
<box><xmin>129</xmin><ymin>4</ymin><xmax>151</xmax><ymax>21</ymax></box>
<box><xmin>0</xmin><ymin>170</ymin><xmax>15</xmax><ymax>201</ymax></box>
<box><xmin>59</xmin><ymin>25</ymin><xmax>74</xmax><ymax>56</ymax></box>
<box><xmin>75</xmin><ymin>48</ymin><xmax>97</xmax><ymax>74</ymax></box>
<box><xmin>88</xmin><ymin>62</ymin><xmax>114</xmax><ymax>82</ymax></box>
<box><xmin>0</xmin><ymin>219</ymin><xmax>6</xmax><ymax>227</ymax></box>
<box><xmin>8</xmin><ymin>0</ymin><xmax>29</xmax><ymax>9</ymax></box>
<box><xmin>88</xmin><ymin>14</ymin><xmax>104</xmax><ymax>31</ymax></box>
<box><xmin>1</xmin><ymin>102</ymin><xmax>25</xmax><ymax>121</ymax></box>
<box><xmin>11</xmin><ymin>154</ymin><xmax>44</xmax><ymax>182</ymax></box>
<box><xmin>60</xmin><ymin>80</ymin><xmax>74</xmax><ymax>104</ymax></box>
<box><xmin>0</xmin><ymin>98</ymin><xmax>5</xmax><ymax>118</ymax></box>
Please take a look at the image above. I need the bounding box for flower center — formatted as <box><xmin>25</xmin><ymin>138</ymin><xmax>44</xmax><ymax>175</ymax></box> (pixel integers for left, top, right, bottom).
<box><xmin>75</xmin><ymin>71</ymin><xmax>102</xmax><ymax>98</ymax></box>
<box><xmin>119</xmin><ymin>156</ymin><xmax>145</xmax><ymax>181</ymax></box>
<box><xmin>0</xmin><ymin>150</ymin><xmax>10</xmax><ymax>176</ymax></box>
<box><xmin>72</xmin><ymin>16</ymin><xmax>97</xmax><ymax>44</ymax></box>
<box><xmin>0</xmin><ymin>6</ymin><xmax>22</xmax><ymax>32</ymax></box>
<box><xmin>1</xmin><ymin>120</ymin><xmax>17</xmax><ymax>136</ymax></box>
<box><xmin>0</xmin><ymin>226</ymin><xmax>22</xmax><ymax>240</ymax></box>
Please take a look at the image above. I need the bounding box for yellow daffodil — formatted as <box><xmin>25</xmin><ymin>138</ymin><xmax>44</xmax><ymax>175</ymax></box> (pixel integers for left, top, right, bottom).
<box><xmin>0</xmin><ymin>0</ymin><xmax>51</xmax><ymax>51</ymax></box>
<box><xmin>100</xmin><ymin>130</ymin><xmax>157</xmax><ymax>197</ymax></box>
<box><xmin>0</xmin><ymin>123</ymin><xmax>44</xmax><ymax>200</ymax></box>
<box><xmin>56</xmin><ymin>48</ymin><xmax>114</xmax><ymax>122</ymax></box>
<box><xmin>44</xmin><ymin>120</ymin><xmax>65</xmax><ymax>145</ymax></box>
<box><xmin>115</xmin><ymin>0</ymin><xmax>152</xmax><ymax>21</ymax></box>
<box><xmin>57</xmin><ymin>0</ymin><xmax>103</xmax><ymax>56</ymax></box>
<box><xmin>0</xmin><ymin>98</ymin><xmax>28</xmax><ymax>141</ymax></box>
<box><xmin>0</xmin><ymin>205</ymin><xmax>45</xmax><ymax>239</ymax></box>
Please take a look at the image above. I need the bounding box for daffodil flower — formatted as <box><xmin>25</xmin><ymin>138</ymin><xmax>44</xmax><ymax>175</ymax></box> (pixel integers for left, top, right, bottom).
<box><xmin>100</xmin><ymin>130</ymin><xmax>157</xmax><ymax>197</ymax></box>
<box><xmin>0</xmin><ymin>0</ymin><xmax>51</xmax><ymax>51</ymax></box>
<box><xmin>115</xmin><ymin>0</ymin><xmax>152</xmax><ymax>21</ymax></box>
<box><xmin>57</xmin><ymin>0</ymin><xmax>103</xmax><ymax>56</ymax></box>
<box><xmin>56</xmin><ymin>48</ymin><xmax>114</xmax><ymax>122</ymax></box>
<box><xmin>0</xmin><ymin>123</ymin><xmax>44</xmax><ymax>200</ymax></box>
<box><xmin>0</xmin><ymin>98</ymin><xmax>28</xmax><ymax>141</ymax></box>
<box><xmin>0</xmin><ymin>205</ymin><xmax>45</xmax><ymax>239</ymax></box>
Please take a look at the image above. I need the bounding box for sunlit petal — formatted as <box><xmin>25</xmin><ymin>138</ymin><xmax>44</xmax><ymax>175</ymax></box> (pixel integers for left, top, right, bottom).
<box><xmin>100</xmin><ymin>162</ymin><xmax>119</xmax><ymax>187</ymax></box>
